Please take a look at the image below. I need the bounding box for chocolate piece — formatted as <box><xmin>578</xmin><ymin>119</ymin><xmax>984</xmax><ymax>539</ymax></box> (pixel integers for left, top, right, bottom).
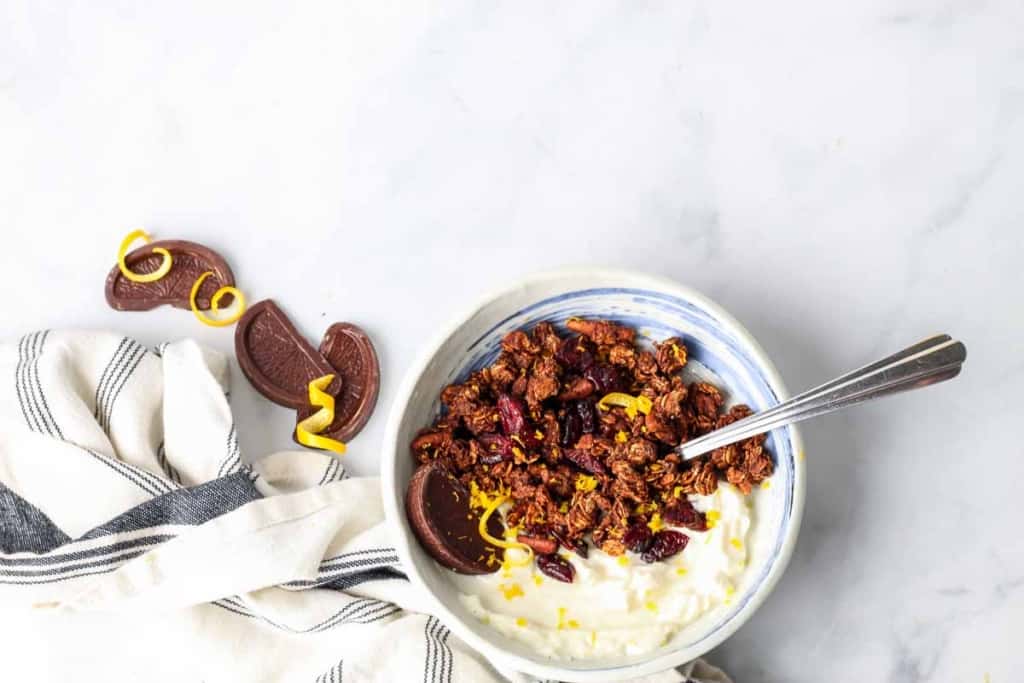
<box><xmin>294</xmin><ymin>323</ymin><xmax>380</xmax><ymax>444</ymax></box>
<box><xmin>235</xmin><ymin>300</ymin><xmax>339</xmax><ymax>409</ymax></box>
<box><xmin>406</xmin><ymin>463</ymin><xmax>502</xmax><ymax>574</ymax></box>
<box><xmin>105</xmin><ymin>240</ymin><xmax>235</xmax><ymax>311</ymax></box>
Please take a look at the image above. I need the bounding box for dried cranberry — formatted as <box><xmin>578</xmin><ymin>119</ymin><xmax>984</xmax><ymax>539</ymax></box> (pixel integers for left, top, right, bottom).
<box><xmin>565</xmin><ymin>448</ymin><xmax>607</xmax><ymax>475</ymax></box>
<box><xmin>497</xmin><ymin>393</ymin><xmax>527</xmax><ymax>437</ymax></box>
<box><xmin>641</xmin><ymin>530</ymin><xmax>689</xmax><ymax>563</ymax></box>
<box><xmin>559</xmin><ymin>409</ymin><xmax>583</xmax><ymax>447</ymax></box>
<box><xmin>555</xmin><ymin>335</ymin><xmax>595</xmax><ymax>371</ymax></box>
<box><xmin>477</xmin><ymin>433</ymin><xmax>513</xmax><ymax>464</ymax></box>
<box><xmin>574</xmin><ymin>399</ymin><xmax>597</xmax><ymax>435</ymax></box>
<box><xmin>663</xmin><ymin>499</ymin><xmax>708</xmax><ymax>532</ymax></box>
<box><xmin>584</xmin><ymin>363</ymin><xmax>622</xmax><ymax>394</ymax></box>
<box><xmin>517</xmin><ymin>534</ymin><xmax>559</xmax><ymax>555</ymax></box>
<box><xmin>623</xmin><ymin>523</ymin><xmax>653</xmax><ymax>553</ymax></box>
<box><xmin>536</xmin><ymin>554</ymin><xmax>576</xmax><ymax>583</ymax></box>
<box><xmin>497</xmin><ymin>393</ymin><xmax>541</xmax><ymax>448</ymax></box>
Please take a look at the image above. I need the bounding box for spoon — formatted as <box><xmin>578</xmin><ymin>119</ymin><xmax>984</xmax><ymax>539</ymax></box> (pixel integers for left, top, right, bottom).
<box><xmin>677</xmin><ymin>334</ymin><xmax>967</xmax><ymax>461</ymax></box>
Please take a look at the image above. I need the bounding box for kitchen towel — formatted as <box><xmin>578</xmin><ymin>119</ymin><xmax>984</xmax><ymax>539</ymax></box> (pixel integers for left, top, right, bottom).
<box><xmin>0</xmin><ymin>330</ymin><xmax>732</xmax><ymax>683</ymax></box>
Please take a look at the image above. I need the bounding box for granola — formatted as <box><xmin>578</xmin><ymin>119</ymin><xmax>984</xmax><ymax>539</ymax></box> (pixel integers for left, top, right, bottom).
<box><xmin>410</xmin><ymin>318</ymin><xmax>773</xmax><ymax>570</ymax></box>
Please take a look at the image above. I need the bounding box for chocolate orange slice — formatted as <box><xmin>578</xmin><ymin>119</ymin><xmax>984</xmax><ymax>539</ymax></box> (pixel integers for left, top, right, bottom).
<box><xmin>406</xmin><ymin>463</ymin><xmax>502</xmax><ymax>574</ymax></box>
<box><xmin>234</xmin><ymin>300</ymin><xmax>339</xmax><ymax>409</ymax></box>
<box><xmin>105</xmin><ymin>239</ymin><xmax>235</xmax><ymax>311</ymax></box>
<box><xmin>294</xmin><ymin>323</ymin><xmax>380</xmax><ymax>443</ymax></box>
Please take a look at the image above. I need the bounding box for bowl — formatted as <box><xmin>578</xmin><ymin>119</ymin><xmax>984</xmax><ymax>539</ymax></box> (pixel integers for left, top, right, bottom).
<box><xmin>381</xmin><ymin>268</ymin><xmax>805</xmax><ymax>682</ymax></box>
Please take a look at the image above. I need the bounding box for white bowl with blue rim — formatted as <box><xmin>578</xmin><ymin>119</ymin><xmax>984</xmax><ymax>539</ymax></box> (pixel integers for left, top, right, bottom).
<box><xmin>381</xmin><ymin>268</ymin><xmax>806</xmax><ymax>682</ymax></box>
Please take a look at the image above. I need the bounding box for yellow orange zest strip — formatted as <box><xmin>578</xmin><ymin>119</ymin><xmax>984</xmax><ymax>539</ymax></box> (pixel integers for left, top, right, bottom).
<box><xmin>117</xmin><ymin>229</ymin><xmax>173</xmax><ymax>283</ymax></box>
<box><xmin>478</xmin><ymin>494</ymin><xmax>533</xmax><ymax>567</ymax></box>
<box><xmin>596</xmin><ymin>392</ymin><xmax>654</xmax><ymax>419</ymax></box>
<box><xmin>295</xmin><ymin>375</ymin><xmax>347</xmax><ymax>455</ymax></box>
<box><xmin>189</xmin><ymin>271</ymin><xmax>247</xmax><ymax>328</ymax></box>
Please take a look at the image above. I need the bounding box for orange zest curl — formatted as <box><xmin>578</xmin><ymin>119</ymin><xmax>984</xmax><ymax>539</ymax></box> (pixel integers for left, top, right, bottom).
<box><xmin>596</xmin><ymin>392</ymin><xmax>653</xmax><ymax>419</ymax></box>
<box><xmin>478</xmin><ymin>494</ymin><xmax>533</xmax><ymax>567</ymax></box>
<box><xmin>295</xmin><ymin>374</ymin><xmax>347</xmax><ymax>455</ymax></box>
<box><xmin>117</xmin><ymin>229</ymin><xmax>172</xmax><ymax>283</ymax></box>
<box><xmin>189</xmin><ymin>271</ymin><xmax>246</xmax><ymax>328</ymax></box>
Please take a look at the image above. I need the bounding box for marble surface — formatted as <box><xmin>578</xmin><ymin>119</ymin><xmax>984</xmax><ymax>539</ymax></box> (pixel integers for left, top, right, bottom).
<box><xmin>1</xmin><ymin>1</ymin><xmax>1022</xmax><ymax>681</ymax></box>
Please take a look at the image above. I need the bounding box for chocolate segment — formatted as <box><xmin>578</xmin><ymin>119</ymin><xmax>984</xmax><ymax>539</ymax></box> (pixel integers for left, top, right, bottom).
<box><xmin>405</xmin><ymin>463</ymin><xmax>502</xmax><ymax>574</ymax></box>
<box><xmin>105</xmin><ymin>240</ymin><xmax>235</xmax><ymax>311</ymax></box>
<box><xmin>234</xmin><ymin>300</ymin><xmax>339</xmax><ymax>409</ymax></box>
<box><xmin>294</xmin><ymin>323</ymin><xmax>380</xmax><ymax>444</ymax></box>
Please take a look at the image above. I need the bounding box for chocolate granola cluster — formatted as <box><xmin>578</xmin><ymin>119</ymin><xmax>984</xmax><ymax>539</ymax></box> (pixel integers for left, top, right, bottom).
<box><xmin>410</xmin><ymin>318</ymin><xmax>773</xmax><ymax>564</ymax></box>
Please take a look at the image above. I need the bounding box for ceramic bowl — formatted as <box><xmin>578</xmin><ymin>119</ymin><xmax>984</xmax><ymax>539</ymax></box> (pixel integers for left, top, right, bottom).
<box><xmin>381</xmin><ymin>268</ymin><xmax>805</xmax><ymax>682</ymax></box>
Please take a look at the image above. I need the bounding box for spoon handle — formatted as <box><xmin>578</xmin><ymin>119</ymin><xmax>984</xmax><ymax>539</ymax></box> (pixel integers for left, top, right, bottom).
<box><xmin>677</xmin><ymin>335</ymin><xmax>967</xmax><ymax>461</ymax></box>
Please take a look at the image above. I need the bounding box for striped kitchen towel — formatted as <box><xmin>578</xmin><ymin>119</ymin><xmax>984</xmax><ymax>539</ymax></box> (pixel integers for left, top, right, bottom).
<box><xmin>0</xmin><ymin>330</ymin><xmax>731</xmax><ymax>683</ymax></box>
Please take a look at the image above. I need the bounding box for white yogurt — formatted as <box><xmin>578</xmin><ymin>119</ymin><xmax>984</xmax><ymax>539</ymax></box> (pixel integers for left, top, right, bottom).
<box><xmin>452</xmin><ymin>483</ymin><xmax>751</xmax><ymax>659</ymax></box>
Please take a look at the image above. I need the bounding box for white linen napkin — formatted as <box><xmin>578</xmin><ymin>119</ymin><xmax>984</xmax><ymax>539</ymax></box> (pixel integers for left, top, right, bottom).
<box><xmin>0</xmin><ymin>329</ymin><xmax>731</xmax><ymax>683</ymax></box>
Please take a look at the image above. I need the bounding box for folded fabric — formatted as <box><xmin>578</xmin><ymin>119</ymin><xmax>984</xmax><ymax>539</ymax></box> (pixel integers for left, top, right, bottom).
<box><xmin>0</xmin><ymin>330</ymin><xmax>732</xmax><ymax>683</ymax></box>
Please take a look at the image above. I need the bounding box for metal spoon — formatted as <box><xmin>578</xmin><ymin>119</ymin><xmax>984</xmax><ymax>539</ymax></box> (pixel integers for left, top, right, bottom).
<box><xmin>677</xmin><ymin>334</ymin><xmax>967</xmax><ymax>461</ymax></box>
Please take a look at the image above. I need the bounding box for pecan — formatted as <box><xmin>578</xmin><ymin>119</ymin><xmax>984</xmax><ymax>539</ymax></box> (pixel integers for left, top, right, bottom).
<box><xmin>410</xmin><ymin>429</ymin><xmax>451</xmax><ymax>462</ymax></box>
<box><xmin>566</xmin><ymin>318</ymin><xmax>635</xmax><ymax>347</ymax></box>
<box><xmin>517</xmin><ymin>534</ymin><xmax>559</xmax><ymax>555</ymax></box>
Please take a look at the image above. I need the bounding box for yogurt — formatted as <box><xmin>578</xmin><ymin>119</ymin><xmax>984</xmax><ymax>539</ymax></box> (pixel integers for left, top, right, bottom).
<box><xmin>451</xmin><ymin>483</ymin><xmax>751</xmax><ymax>659</ymax></box>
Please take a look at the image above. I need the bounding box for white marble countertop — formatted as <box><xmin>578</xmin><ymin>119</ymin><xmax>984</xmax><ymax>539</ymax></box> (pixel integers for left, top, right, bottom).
<box><xmin>1</xmin><ymin>2</ymin><xmax>1021</xmax><ymax>681</ymax></box>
